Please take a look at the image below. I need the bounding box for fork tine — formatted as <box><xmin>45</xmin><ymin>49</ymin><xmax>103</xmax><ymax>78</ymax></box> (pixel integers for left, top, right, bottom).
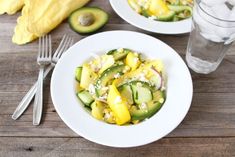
<box><xmin>42</xmin><ymin>35</ymin><xmax>46</xmax><ymax>58</ymax></box>
<box><xmin>53</xmin><ymin>35</ymin><xmax>68</xmax><ymax>57</ymax></box>
<box><xmin>38</xmin><ymin>37</ymin><xmax>42</xmax><ymax>59</ymax></box>
<box><xmin>56</xmin><ymin>37</ymin><xmax>73</xmax><ymax>58</ymax></box>
<box><xmin>69</xmin><ymin>38</ymin><xmax>74</xmax><ymax>47</ymax></box>
<box><xmin>45</xmin><ymin>35</ymin><xmax>48</xmax><ymax>58</ymax></box>
<box><xmin>49</xmin><ymin>35</ymin><xmax>52</xmax><ymax>58</ymax></box>
<box><xmin>60</xmin><ymin>37</ymin><xmax>73</xmax><ymax>57</ymax></box>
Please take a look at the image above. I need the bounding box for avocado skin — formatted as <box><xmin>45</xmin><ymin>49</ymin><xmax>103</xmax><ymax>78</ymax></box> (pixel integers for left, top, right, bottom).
<box><xmin>68</xmin><ymin>7</ymin><xmax>109</xmax><ymax>34</ymax></box>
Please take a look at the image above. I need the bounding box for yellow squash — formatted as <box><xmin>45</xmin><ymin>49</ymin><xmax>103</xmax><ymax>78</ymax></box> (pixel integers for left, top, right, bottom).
<box><xmin>12</xmin><ymin>0</ymin><xmax>37</xmax><ymax>45</ymax></box>
<box><xmin>149</xmin><ymin>0</ymin><xmax>170</xmax><ymax>16</ymax></box>
<box><xmin>0</xmin><ymin>0</ymin><xmax>24</xmax><ymax>15</ymax></box>
<box><xmin>91</xmin><ymin>101</ymin><xmax>105</xmax><ymax>121</ymax></box>
<box><xmin>107</xmin><ymin>85</ymin><xmax>131</xmax><ymax>125</ymax></box>
<box><xmin>80</xmin><ymin>64</ymin><xmax>97</xmax><ymax>89</ymax></box>
<box><xmin>12</xmin><ymin>0</ymin><xmax>90</xmax><ymax>45</ymax></box>
<box><xmin>27</xmin><ymin>0</ymin><xmax>90</xmax><ymax>36</ymax></box>
<box><xmin>125</xmin><ymin>52</ymin><xmax>141</xmax><ymax>71</ymax></box>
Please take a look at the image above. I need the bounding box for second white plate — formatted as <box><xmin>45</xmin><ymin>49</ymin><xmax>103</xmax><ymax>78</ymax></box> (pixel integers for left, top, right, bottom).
<box><xmin>109</xmin><ymin>0</ymin><xmax>192</xmax><ymax>34</ymax></box>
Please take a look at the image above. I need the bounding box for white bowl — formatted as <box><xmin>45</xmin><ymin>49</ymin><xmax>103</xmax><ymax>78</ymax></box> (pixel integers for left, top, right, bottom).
<box><xmin>51</xmin><ymin>31</ymin><xmax>193</xmax><ymax>147</ymax></box>
<box><xmin>109</xmin><ymin>0</ymin><xmax>192</xmax><ymax>34</ymax></box>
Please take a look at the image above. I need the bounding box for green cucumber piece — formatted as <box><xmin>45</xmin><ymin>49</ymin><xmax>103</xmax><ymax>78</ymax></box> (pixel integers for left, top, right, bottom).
<box><xmin>107</xmin><ymin>48</ymin><xmax>132</xmax><ymax>60</ymax></box>
<box><xmin>156</xmin><ymin>10</ymin><xmax>175</xmax><ymax>21</ymax></box>
<box><xmin>77</xmin><ymin>90</ymin><xmax>94</xmax><ymax>106</ymax></box>
<box><xmin>118</xmin><ymin>84</ymin><xmax>134</xmax><ymax>105</ymax></box>
<box><xmin>166</xmin><ymin>0</ymin><xmax>180</xmax><ymax>5</ymax></box>
<box><xmin>75</xmin><ymin>67</ymin><xmax>82</xmax><ymax>82</ymax></box>
<box><xmin>141</xmin><ymin>9</ymin><xmax>151</xmax><ymax>18</ymax></box>
<box><xmin>168</xmin><ymin>5</ymin><xmax>192</xmax><ymax>14</ymax></box>
<box><xmin>95</xmin><ymin>64</ymin><xmax>125</xmax><ymax>96</ymax></box>
<box><xmin>142</xmin><ymin>9</ymin><xmax>175</xmax><ymax>21</ymax></box>
<box><xmin>130</xmin><ymin>90</ymin><xmax>165</xmax><ymax>121</ymax></box>
<box><xmin>130</xmin><ymin>82</ymin><xmax>153</xmax><ymax>104</ymax></box>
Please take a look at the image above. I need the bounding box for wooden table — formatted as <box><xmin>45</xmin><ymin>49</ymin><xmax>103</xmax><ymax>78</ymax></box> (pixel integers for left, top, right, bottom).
<box><xmin>0</xmin><ymin>1</ymin><xmax>235</xmax><ymax>156</ymax></box>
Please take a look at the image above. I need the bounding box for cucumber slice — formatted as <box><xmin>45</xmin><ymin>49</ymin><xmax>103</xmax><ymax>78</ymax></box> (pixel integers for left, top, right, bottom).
<box><xmin>166</xmin><ymin>0</ymin><xmax>180</xmax><ymax>5</ymax></box>
<box><xmin>142</xmin><ymin>9</ymin><xmax>175</xmax><ymax>21</ymax></box>
<box><xmin>75</xmin><ymin>67</ymin><xmax>82</xmax><ymax>82</ymax></box>
<box><xmin>156</xmin><ymin>10</ymin><xmax>175</xmax><ymax>21</ymax></box>
<box><xmin>130</xmin><ymin>90</ymin><xmax>165</xmax><ymax>121</ymax></box>
<box><xmin>107</xmin><ymin>48</ymin><xmax>132</xmax><ymax>60</ymax></box>
<box><xmin>77</xmin><ymin>90</ymin><xmax>94</xmax><ymax>106</ymax></box>
<box><xmin>141</xmin><ymin>9</ymin><xmax>151</xmax><ymax>18</ymax></box>
<box><xmin>95</xmin><ymin>64</ymin><xmax>125</xmax><ymax>96</ymax></box>
<box><xmin>168</xmin><ymin>5</ymin><xmax>192</xmax><ymax>14</ymax></box>
<box><xmin>118</xmin><ymin>84</ymin><xmax>134</xmax><ymax>105</ymax></box>
<box><xmin>131</xmin><ymin>82</ymin><xmax>152</xmax><ymax>104</ymax></box>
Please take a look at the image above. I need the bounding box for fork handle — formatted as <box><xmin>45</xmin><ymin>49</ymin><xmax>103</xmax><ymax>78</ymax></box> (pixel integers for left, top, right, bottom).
<box><xmin>12</xmin><ymin>64</ymin><xmax>54</xmax><ymax>120</ymax></box>
<box><xmin>33</xmin><ymin>67</ymin><xmax>45</xmax><ymax>125</ymax></box>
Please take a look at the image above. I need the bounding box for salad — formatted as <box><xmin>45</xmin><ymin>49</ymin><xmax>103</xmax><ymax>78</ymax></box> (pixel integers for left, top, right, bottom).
<box><xmin>75</xmin><ymin>48</ymin><xmax>166</xmax><ymax>125</ymax></box>
<box><xmin>128</xmin><ymin>0</ymin><xmax>193</xmax><ymax>22</ymax></box>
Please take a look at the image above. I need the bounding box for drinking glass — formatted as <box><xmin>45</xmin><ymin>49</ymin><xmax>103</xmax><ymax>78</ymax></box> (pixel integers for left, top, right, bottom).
<box><xmin>186</xmin><ymin>0</ymin><xmax>235</xmax><ymax>74</ymax></box>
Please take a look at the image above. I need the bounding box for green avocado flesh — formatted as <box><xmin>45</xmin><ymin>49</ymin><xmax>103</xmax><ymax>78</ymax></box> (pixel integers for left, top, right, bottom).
<box><xmin>69</xmin><ymin>7</ymin><xmax>109</xmax><ymax>34</ymax></box>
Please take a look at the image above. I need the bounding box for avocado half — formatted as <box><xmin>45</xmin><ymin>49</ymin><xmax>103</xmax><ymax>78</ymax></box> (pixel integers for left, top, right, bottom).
<box><xmin>69</xmin><ymin>7</ymin><xmax>109</xmax><ymax>34</ymax></box>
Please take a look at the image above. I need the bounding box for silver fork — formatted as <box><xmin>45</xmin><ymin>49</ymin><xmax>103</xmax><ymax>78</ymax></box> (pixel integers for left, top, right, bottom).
<box><xmin>12</xmin><ymin>35</ymin><xmax>74</xmax><ymax>121</ymax></box>
<box><xmin>33</xmin><ymin>35</ymin><xmax>52</xmax><ymax>125</ymax></box>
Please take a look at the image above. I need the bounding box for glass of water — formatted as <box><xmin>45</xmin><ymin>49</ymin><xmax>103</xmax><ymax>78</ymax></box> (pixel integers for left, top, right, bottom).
<box><xmin>186</xmin><ymin>0</ymin><xmax>235</xmax><ymax>74</ymax></box>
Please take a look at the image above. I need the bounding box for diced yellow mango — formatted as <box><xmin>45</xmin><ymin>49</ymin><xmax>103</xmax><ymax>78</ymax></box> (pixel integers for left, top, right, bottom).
<box><xmin>75</xmin><ymin>81</ymin><xmax>83</xmax><ymax>93</ymax></box>
<box><xmin>149</xmin><ymin>0</ymin><xmax>170</xmax><ymax>16</ymax></box>
<box><xmin>146</xmin><ymin>59</ymin><xmax>164</xmax><ymax>72</ymax></box>
<box><xmin>103</xmin><ymin>108</ymin><xmax>116</xmax><ymax>124</ymax></box>
<box><xmin>91</xmin><ymin>101</ymin><xmax>105</xmax><ymax>121</ymax></box>
<box><xmin>113</xmin><ymin>60</ymin><xmax>164</xmax><ymax>86</ymax></box>
<box><xmin>125</xmin><ymin>52</ymin><xmax>141</xmax><ymax>71</ymax></box>
<box><xmin>107</xmin><ymin>85</ymin><xmax>131</xmax><ymax>125</ymax></box>
<box><xmin>80</xmin><ymin>64</ymin><xmax>97</xmax><ymax>89</ymax></box>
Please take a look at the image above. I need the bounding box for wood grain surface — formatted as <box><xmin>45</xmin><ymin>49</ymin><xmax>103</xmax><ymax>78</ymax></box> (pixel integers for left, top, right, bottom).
<box><xmin>0</xmin><ymin>0</ymin><xmax>235</xmax><ymax>156</ymax></box>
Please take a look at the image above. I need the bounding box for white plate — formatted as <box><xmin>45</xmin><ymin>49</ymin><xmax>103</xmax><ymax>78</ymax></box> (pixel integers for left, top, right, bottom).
<box><xmin>51</xmin><ymin>31</ymin><xmax>193</xmax><ymax>147</ymax></box>
<box><xmin>109</xmin><ymin>0</ymin><xmax>192</xmax><ymax>34</ymax></box>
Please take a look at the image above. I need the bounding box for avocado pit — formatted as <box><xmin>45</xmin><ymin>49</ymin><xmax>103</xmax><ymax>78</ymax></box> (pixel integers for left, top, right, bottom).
<box><xmin>78</xmin><ymin>12</ymin><xmax>95</xmax><ymax>26</ymax></box>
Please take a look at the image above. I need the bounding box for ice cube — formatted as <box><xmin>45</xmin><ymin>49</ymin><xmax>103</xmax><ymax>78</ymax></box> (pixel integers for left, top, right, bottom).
<box><xmin>214</xmin><ymin>6</ymin><xmax>235</xmax><ymax>39</ymax></box>
<box><xmin>211</xmin><ymin>3</ymin><xmax>232</xmax><ymax>20</ymax></box>
<box><xmin>197</xmin><ymin>3</ymin><xmax>218</xmax><ymax>26</ymax></box>
<box><xmin>201</xmin><ymin>0</ymin><xmax>227</xmax><ymax>7</ymax></box>
<box><xmin>195</xmin><ymin>2</ymin><xmax>235</xmax><ymax>43</ymax></box>
<box><xmin>199</xmin><ymin>2</ymin><xmax>215</xmax><ymax>16</ymax></box>
<box><xmin>227</xmin><ymin>0</ymin><xmax>235</xmax><ymax>6</ymax></box>
<box><xmin>194</xmin><ymin>3</ymin><xmax>218</xmax><ymax>41</ymax></box>
<box><xmin>200</xmin><ymin>32</ymin><xmax>223</xmax><ymax>42</ymax></box>
<box><xmin>229</xmin><ymin>7</ymin><xmax>235</xmax><ymax>20</ymax></box>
